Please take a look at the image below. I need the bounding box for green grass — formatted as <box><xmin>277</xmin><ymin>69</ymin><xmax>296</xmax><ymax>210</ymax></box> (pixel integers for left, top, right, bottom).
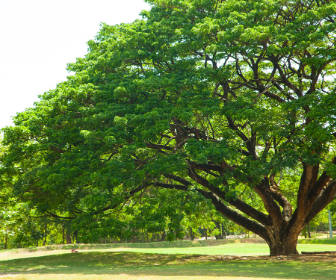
<box><xmin>8</xmin><ymin>241</ymin><xmax>336</xmax><ymax>257</ymax></box>
<box><xmin>1</xmin><ymin>241</ymin><xmax>336</xmax><ymax>279</ymax></box>
<box><xmin>0</xmin><ymin>251</ymin><xmax>336</xmax><ymax>280</ymax></box>
<box><xmin>6</xmin><ymin>238</ymin><xmax>238</xmax><ymax>253</ymax></box>
<box><xmin>117</xmin><ymin>243</ymin><xmax>336</xmax><ymax>256</ymax></box>
<box><xmin>93</xmin><ymin>243</ymin><xmax>336</xmax><ymax>257</ymax></box>
<box><xmin>121</xmin><ymin>243</ymin><xmax>269</xmax><ymax>255</ymax></box>
<box><xmin>2</xmin><ymin>243</ymin><xmax>336</xmax><ymax>262</ymax></box>
<box><xmin>298</xmin><ymin>237</ymin><xmax>336</xmax><ymax>245</ymax></box>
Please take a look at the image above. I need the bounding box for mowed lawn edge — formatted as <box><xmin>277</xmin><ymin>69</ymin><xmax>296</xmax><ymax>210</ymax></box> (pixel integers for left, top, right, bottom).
<box><xmin>3</xmin><ymin>236</ymin><xmax>336</xmax><ymax>255</ymax></box>
<box><xmin>1</xmin><ymin>242</ymin><xmax>336</xmax><ymax>279</ymax></box>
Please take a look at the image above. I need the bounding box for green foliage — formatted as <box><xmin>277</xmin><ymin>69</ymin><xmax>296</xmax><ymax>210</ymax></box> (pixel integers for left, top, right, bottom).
<box><xmin>1</xmin><ymin>0</ymin><xmax>336</xmax><ymax>251</ymax></box>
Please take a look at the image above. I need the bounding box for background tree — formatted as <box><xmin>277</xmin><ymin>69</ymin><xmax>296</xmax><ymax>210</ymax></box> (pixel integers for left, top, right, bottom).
<box><xmin>1</xmin><ymin>0</ymin><xmax>336</xmax><ymax>255</ymax></box>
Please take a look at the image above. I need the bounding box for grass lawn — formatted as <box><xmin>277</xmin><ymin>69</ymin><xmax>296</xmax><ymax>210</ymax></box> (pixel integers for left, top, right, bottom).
<box><xmin>1</xmin><ymin>240</ymin><xmax>336</xmax><ymax>280</ymax></box>
<box><xmin>119</xmin><ymin>243</ymin><xmax>336</xmax><ymax>256</ymax></box>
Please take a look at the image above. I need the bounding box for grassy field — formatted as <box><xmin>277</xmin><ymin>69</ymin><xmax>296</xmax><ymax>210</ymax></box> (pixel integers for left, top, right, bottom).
<box><xmin>298</xmin><ymin>237</ymin><xmax>336</xmax><ymax>245</ymax></box>
<box><xmin>1</xmin><ymin>239</ymin><xmax>336</xmax><ymax>280</ymax></box>
<box><xmin>118</xmin><ymin>242</ymin><xmax>336</xmax><ymax>255</ymax></box>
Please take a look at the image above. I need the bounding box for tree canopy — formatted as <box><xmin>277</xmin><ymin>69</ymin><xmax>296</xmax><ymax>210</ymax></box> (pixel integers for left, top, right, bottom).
<box><xmin>1</xmin><ymin>0</ymin><xmax>336</xmax><ymax>255</ymax></box>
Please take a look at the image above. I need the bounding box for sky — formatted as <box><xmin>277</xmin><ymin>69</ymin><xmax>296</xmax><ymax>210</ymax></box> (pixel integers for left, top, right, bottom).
<box><xmin>0</xmin><ymin>0</ymin><xmax>151</xmax><ymax>129</ymax></box>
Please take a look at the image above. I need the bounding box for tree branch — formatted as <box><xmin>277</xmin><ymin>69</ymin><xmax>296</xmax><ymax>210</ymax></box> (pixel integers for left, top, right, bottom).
<box><xmin>304</xmin><ymin>181</ymin><xmax>336</xmax><ymax>226</ymax></box>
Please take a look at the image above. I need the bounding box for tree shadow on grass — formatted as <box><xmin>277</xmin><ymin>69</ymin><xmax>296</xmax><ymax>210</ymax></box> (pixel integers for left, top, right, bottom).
<box><xmin>0</xmin><ymin>252</ymin><xmax>335</xmax><ymax>279</ymax></box>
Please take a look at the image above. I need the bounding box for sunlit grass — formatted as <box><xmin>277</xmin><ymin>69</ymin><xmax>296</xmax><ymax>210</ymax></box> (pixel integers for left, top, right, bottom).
<box><xmin>1</xmin><ymin>241</ymin><xmax>336</xmax><ymax>279</ymax></box>
<box><xmin>298</xmin><ymin>237</ymin><xmax>336</xmax><ymax>245</ymax></box>
<box><xmin>118</xmin><ymin>243</ymin><xmax>336</xmax><ymax>256</ymax></box>
<box><xmin>1</xmin><ymin>250</ymin><xmax>336</xmax><ymax>280</ymax></box>
<box><xmin>3</xmin><ymin>243</ymin><xmax>336</xmax><ymax>261</ymax></box>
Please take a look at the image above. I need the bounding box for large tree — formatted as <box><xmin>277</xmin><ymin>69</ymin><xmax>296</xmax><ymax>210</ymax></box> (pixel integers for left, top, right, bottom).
<box><xmin>1</xmin><ymin>0</ymin><xmax>336</xmax><ymax>255</ymax></box>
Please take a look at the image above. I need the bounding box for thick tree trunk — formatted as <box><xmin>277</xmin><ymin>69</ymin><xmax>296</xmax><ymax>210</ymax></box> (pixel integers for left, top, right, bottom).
<box><xmin>268</xmin><ymin>239</ymin><xmax>298</xmax><ymax>256</ymax></box>
<box><xmin>208</xmin><ymin>190</ymin><xmax>303</xmax><ymax>255</ymax></box>
<box><xmin>265</xmin><ymin>230</ymin><xmax>299</xmax><ymax>256</ymax></box>
<box><xmin>160</xmin><ymin>160</ymin><xmax>336</xmax><ymax>256</ymax></box>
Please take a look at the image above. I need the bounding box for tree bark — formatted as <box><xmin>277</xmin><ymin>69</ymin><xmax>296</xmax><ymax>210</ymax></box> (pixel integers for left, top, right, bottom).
<box><xmin>214</xmin><ymin>222</ymin><xmax>223</xmax><ymax>239</ymax></box>
<box><xmin>73</xmin><ymin>230</ymin><xmax>79</xmax><ymax>243</ymax></box>
<box><xmin>156</xmin><ymin>160</ymin><xmax>336</xmax><ymax>256</ymax></box>
<box><xmin>43</xmin><ymin>223</ymin><xmax>47</xmax><ymax>246</ymax></box>
<box><xmin>66</xmin><ymin>226</ymin><xmax>72</xmax><ymax>244</ymax></box>
<box><xmin>189</xmin><ymin>227</ymin><xmax>194</xmax><ymax>241</ymax></box>
<box><xmin>62</xmin><ymin>225</ymin><xmax>65</xmax><ymax>244</ymax></box>
<box><xmin>222</xmin><ymin>222</ymin><xmax>226</xmax><ymax>239</ymax></box>
<box><xmin>307</xmin><ymin>222</ymin><xmax>311</xmax><ymax>238</ymax></box>
<box><xmin>132</xmin><ymin>228</ymin><xmax>135</xmax><ymax>243</ymax></box>
<box><xmin>4</xmin><ymin>227</ymin><xmax>7</xmax><ymax>250</ymax></box>
<box><xmin>267</xmin><ymin>236</ymin><xmax>299</xmax><ymax>256</ymax></box>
